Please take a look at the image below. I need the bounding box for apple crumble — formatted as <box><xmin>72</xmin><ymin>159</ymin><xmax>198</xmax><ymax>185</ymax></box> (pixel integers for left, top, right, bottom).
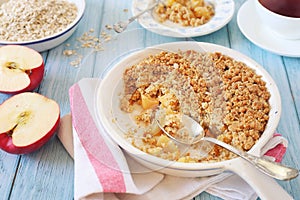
<box><xmin>120</xmin><ymin>50</ymin><xmax>270</xmax><ymax>163</ymax></box>
<box><xmin>154</xmin><ymin>0</ymin><xmax>215</xmax><ymax>27</ymax></box>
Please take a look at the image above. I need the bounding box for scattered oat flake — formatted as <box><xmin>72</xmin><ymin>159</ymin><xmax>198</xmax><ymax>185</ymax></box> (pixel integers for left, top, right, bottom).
<box><xmin>63</xmin><ymin>28</ymin><xmax>114</xmax><ymax>67</ymax></box>
<box><xmin>70</xmin><ymin>55</ymin><xmax>82</xmax><ymax>67</ymax></box>
<box><xmin>105</xmin><ymin>24</ymin><xmax>113</xmax><ymax>30</ymax></box>
<box><xmin>100</xmin><ymin>31</ymin><xmax>107</xmax><ymax>36</ymax></box>
<box><xmin>123</xmin><ymin>8</ymin><xmax>128</xmax><ymax>12</ymax></box>
<box><xmin>63</xmin><ymin>49</ymin><xmax>76</xmax><ymax>56</ymax></box>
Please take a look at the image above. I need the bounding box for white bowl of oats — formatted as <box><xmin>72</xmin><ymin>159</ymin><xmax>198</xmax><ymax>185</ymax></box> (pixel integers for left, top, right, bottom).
<box><xmin>0</xmin><ymin>0</ymin><xmax>85</xmax><ymax>52</ymax></box>
<box><xmin>95</xmin><ymin>41</ymin><xmax>283</xmax><ymax>197</ymax></box>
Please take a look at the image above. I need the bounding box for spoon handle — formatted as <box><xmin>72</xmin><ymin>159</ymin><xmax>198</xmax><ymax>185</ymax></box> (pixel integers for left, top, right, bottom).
<box><xmin>128</xmin><ymin>2</ymin><xmax>158</xmax><ymax>23</ymax></box>
<box><xmin>203</xmin><ymin>137</ymin><xmax>299</xmax><ymax>180</ymax></box>
<box><xmin>113</xmin><ymin>2</ymin><xmax>158</xmax><ymax>33</ymax></box>
<box><xmin>244</xmin><ymin>153</ymin><xmax>299</xmax><ymax>180</ymax></box>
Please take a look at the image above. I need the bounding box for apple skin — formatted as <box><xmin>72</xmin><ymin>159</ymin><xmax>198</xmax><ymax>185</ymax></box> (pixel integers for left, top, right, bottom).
<box><xmin>0</xmin><ymin>92</ymin><xmax>60</xmax><ymax>154</ymax></box>
<box><xmin>0</xmin><ymin>45</ymin><xmax>45</xmax><ymax>94</ymax></box>
<box><xmin>0</xmin><ymin>118</ymin><xmax>59</xmax><ymax>154</ymax></box>
<box><xmin>2</xmin><ymin>63</ymin><xmax>45</xmax><ymax>95</ymax></box>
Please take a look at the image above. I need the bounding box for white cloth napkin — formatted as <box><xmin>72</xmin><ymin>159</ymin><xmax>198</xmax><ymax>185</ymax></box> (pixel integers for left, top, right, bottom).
<box><xmin>57</xmin><ymin>78</ymin><xmax>288</xmax><ymax>200</ymax></box>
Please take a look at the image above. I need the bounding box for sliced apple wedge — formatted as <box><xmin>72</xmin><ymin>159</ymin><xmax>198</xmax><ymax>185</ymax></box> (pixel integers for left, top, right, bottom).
<box><xmin>0</xmin><ymin>45</ymin><xmax>44</xmax><ymax>94</ymax></box>
<box><xmin>0</xmin><ymin>92</ymin><xmax>60</xmax><ymax>154</ymax></box>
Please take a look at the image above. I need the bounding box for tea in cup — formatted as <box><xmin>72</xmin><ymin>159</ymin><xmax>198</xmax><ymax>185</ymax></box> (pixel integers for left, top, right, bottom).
<box><xmin>254</xmin><ymin>0</ymin><xmax>300</xmax><ymax>40</ymax></box>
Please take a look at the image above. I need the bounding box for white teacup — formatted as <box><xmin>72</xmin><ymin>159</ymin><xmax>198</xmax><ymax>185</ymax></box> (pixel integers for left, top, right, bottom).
<box><xmin>254</xmin><ymin>0</ymin><xmax>300</xmax><ymax>40</ymax></box>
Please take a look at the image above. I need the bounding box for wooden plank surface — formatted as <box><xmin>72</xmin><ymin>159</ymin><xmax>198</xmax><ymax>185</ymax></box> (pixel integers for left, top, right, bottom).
<box><xmin>0</xmin><ymin>0</ymin><xmax>299</xmax><ymax>200</ymax></box>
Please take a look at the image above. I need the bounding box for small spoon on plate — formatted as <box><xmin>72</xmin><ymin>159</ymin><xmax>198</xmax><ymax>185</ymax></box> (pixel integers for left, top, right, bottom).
<box><xmin>113</xmin><ymin>1</ymin><xmax>159</xmax><ymax>33</ymax></box>
<box><xmin>113</xmin><ymin>0</ymin><xmax>215</xmax><ymax>33</ymax></box>
<box><xmin>156</xmin><ymin>114</ymin><xmax>299</xmax><ymax>181</ymax></box>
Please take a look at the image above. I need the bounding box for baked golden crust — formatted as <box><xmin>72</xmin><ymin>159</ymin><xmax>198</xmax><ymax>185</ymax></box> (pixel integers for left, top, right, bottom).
<box><xmin>121</xmin><ymin>50</ymin><xmax>270</xmax><ymax>163</ymax></box>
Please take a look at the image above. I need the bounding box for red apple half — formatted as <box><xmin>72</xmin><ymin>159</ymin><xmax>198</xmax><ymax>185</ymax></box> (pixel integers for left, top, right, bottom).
<box><xmin>0</xmin><ymin>45</ymin><xmax>44</xmax><ymax>94</ymax></box>
<box><xmin>0</xmin><ymin>92</ymin><xmax>60</xmax><ymax>154</ymax></box>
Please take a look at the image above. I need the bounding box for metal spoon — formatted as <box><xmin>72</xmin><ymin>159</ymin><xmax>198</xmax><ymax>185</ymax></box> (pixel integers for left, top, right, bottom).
<box><xmin>113</xmin><ymin>1</ymin><xmax>159</xmax><ymax>33</ymax></box>
<box><xmin>156</xmin><ymin>114</ymin><xmax>299</xmax><ymax>181</ymax></box>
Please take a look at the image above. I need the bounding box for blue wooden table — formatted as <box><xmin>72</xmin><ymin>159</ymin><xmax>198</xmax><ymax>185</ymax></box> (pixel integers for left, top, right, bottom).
<box><xmin>0</xmin><ymin>0</ymin><xmax>299</xmax><ymax>199</ymax></box>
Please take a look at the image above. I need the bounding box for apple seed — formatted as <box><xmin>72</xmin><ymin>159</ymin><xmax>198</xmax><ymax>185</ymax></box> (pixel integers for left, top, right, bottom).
<box><xmin>5</xmin><ymin>61</ymin><xmax>19</xmax><ymax>70</ymax></box>
<box><xmin>5</xmin><ymin>61</ymin><xmax>32</xmax><ymax>75</ymax></box>
<box><xmin>5</xmin><ymin>111</ymin><xmax>31</xmax><ymax>137</ymax></box>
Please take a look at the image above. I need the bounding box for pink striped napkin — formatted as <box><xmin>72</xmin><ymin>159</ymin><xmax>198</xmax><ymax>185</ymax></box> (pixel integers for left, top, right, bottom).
<box><xmin>58</xmin><ymin>78</ymin><xmax>288</xmax><ymax>200</ymax></box>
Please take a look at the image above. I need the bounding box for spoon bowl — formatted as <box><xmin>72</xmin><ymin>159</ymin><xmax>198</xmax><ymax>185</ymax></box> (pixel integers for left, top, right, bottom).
<box><xmin>156</xmin><ymin>114</ymin><xmax>299</xmax><ymax>181</ymax></box>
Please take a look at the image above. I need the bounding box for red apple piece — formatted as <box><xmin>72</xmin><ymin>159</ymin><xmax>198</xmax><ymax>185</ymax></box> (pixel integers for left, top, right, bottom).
<box><xmin>0</xmin><ymin>45</ymin><xmax>44</xmax><ymax>94</ymax></box>
<box><xmin>0</xmin><ymin>92</ymin><xmax>60</xmax><ymax>154</ymax></box>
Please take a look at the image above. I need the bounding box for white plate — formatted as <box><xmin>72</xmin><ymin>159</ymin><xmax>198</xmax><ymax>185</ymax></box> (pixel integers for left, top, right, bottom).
<box><xmin>95</xmin><ymin>41</ymin><xmax>281</xmax><ymax>177</ymax></box>
<box><xmin>237</xmin><ymin>0</ymin><xmax>300</xmax><ymax>57</ymax></box>
<box><xmin>132</xmin><ymin>0</ymin><xmax>235</xmax><ymax>38</ymax></box>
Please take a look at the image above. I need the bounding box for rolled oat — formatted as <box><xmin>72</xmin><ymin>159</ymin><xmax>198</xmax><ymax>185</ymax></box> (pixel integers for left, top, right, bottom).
<box><xmin>0</xmin><ymin>0</ymin><xmax>78</xmax><ymax>42</ymax></box>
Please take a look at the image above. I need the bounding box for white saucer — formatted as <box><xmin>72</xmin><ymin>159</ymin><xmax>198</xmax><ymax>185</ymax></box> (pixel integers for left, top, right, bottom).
<box><xmin>132</xmin><ymin>0</ymin><xmax>235</xmax><ymax>38</ymax></box>
<box><xmin>237</xmin><ymin>0</ymin><xmax>300</xmax><ymax>57</ymax></box>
